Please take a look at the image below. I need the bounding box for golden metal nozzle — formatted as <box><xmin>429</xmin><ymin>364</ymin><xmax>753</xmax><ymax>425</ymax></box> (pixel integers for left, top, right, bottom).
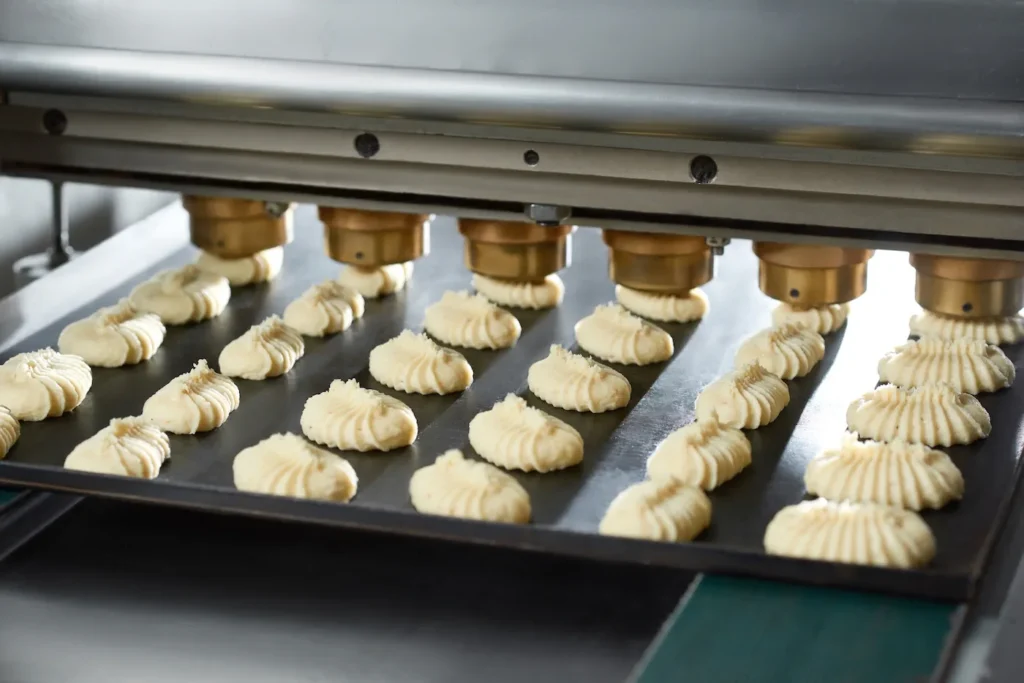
<box><xmin>911</xmin><ymin>253</ymin><xmax>1024</xmax><ymax>318</ymax></box>
<box><xmin>184</xmin><ymin>196</ymin><xmax>294</xmax><ymax>259</ymax></box>
<box><xmin>602</xmin><ymin>230</ymin><xmax>713</xmax><ymax>293</ymax></box>
<box><xmin>458</xmin><ymin>219</ymin><xmax>574</xmax><ymax>281</ymax></box>
<box><xmin>753</xmin><ymin>242</ymin><xmax>873</xmax><ymax>306</ymax></box>
<box><xmin>318</xmin><ymin>208</ymin><xmax>429</xmax><ymax>266</ymax></box>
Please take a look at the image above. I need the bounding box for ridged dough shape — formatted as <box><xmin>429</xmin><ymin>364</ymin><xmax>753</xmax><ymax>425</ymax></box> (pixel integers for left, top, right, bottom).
<box><xmin>910</xmin><ymin>310</ymin><xmax>1024</xmax><ymax>345</ymax></box>
<box><xmin>64</xmin><ymin>417</ymin><xmax>170</xmax><ymax>479</ymax></box>
<box><xmin>574</xmin><ymin>304</ymin><xmax>674</xmax><ymax>365</ymax></box>
<box><xmin>877</xmin><ymin>337</ymin><xmax>1015</xmax><ymax>394</ymax></box>
<box><xmin>846</xmin><ymin>383</ymin><xmax>991</xmax><ymax>447</ymax></box>
<box><xmin>615</xmin><ymin>286</ymin><xmax>708</xmax><ymax>323</ymax></box>
<box><xmin>368</xmin><ymin>330</ymin><xmax>473</xmax><ymax>395</ymax></box>
<box><xmin>468</xmin><ymin>394</ymin><xmax>584</xmax><ymax>473</ymax></box>
<box><xmin>804</xmin><ymin>433</ymin><xmax>963</xmax><ymax>510</ymax></box>
<box><xmin>218</xmin><ymin>315</ymin><xmax>305</xmax><ymax>380</ymax></box>
<box><xmin>129</xmin><ymin>265</ymin><xmax>230</xmax><ymax>325</ymax></box>
<box><xmin>338</xmin><ymin>262</ymin><xmax>413</xmax><ymax>298</ymax></box>
<box><xmin>301</xmin><ymin>379</ymin><xmax>417</xmax><ymax>452</ymax></box>
<box><xmin>528</xmin><ymin>345</ymin><xmax>631</xmax><ymax>413</ymax></box>
<box><xmin>409</xmin><ymin>449</ymin><xmax>531</xmax><ymax>524</ymax></box>
<box><xmin>194</xmin><ymin>246</ymin><xmax>284</xmax><ymax>286</ymax></box>
<box><xmin>599</xmin><ymin>479</ymin><xmax>712</xmax><ymax>542</ymax></box>
<box><xmin>734</xmin><ymin>323</ymin><xmax>826</xmax><ymax>380</ymax></box>
<box><xmin>57</xmin><ymin>298</ymin><xmax>166</xmax><ymax>367</ymax></box>
<box><xmin>694</xmin><ymin>362</ymin><xmax>790</xmax><ymax>429</ymax></box>
<box><xmin>473</xmin><ymin>273</ymin><xmax>565</xmax><ymax>309</ymax></box>
<box><xmin>0</xmin><ymin>407</ymin><xmax>20</xmax><ymax>458</ymax></box>
<box><xmin>283</xmin><ymin>280</ymin><xmax>365</xmax><ymax>337</ymax></box>
<box><xmin>142</xmin><ymin>359</ymin><xmax>240</xmax><ymax>434</ymax></box>
<box><xmin>647</xmin><ymin>421</ymin><xmax>752</xmax><ymax>491</ymax></box>
<box><xmin>233</xmin><ymin>432</ymin><xmax>358</xmax><ymax>502</ymax></box>
<box><xmin>0</xmin><ymin>349</ymin><xmax>92</xmax><ymax>421</ymax></box>
<box><xmin>772</xmin><ymin>303</ymin><xmax>849</xmax><ymax>335</ymax></box>
<box><xmin>764</xmin><ymin>499</ymin><xmax>936</xmax><ymax>569</ymax></box>
<box><xmin>424</xmin><ymin>291</ymin><xmax>522</xmax><ymax>350</ymax></box>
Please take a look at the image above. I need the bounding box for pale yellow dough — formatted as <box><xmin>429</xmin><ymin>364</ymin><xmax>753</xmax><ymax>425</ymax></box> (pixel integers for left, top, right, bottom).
<box><xmin>910</xmin><ymin>310</ymin><xmax>1024</xmax><ymax>345</ymax></box>
<box><xmin>878</xmin><ymin>337</ymin><xmax>1014</xmax><ymax>394</ymax></box>
<box><xmin>424</xmin><ymin>291</ymin><xmax>521</xmax><ymax>350</ymax></box>
<box><xmin>527</xmin><ymin>345</ymin><xmax>630</xmax><ymax>413</ymax></box>
<box><xmin>734</xmin><ymin>323</ymin><xmax>825</xmax><ymax>379</ymax></box>
<box><xmin>338</xmin><ymin>262</ymin><xmax>413</xmax><ymax>298</ymax></box>
<box><xmin>218</xmin><ymin>315</ymin><xmax>305</xmax><ymax>380</ymax></box>
<box><xmin>0</xmin><ymin>407</ymin><xmax>20</xmax><ymax>458</ymax></box>
<box><xmin>846</xmin><ymin>383</ymin><xmax>991</xmax><ymax>447</ymax></box>
<box><xmin>805</xmin><ymin>433</ymin><xmax>963</xmax><ymax>511</ymax></box>
<box><xmin>694</xmin><ymin>362</ymin><xmax>790</xmax><ymax>429</ymax></box>
<box><xmin>129</xmin><ymin>265</ymin><xmax>230</xmax><ymax>325</ymax></box>
<box><xmin>0</xmin><ymin>349</ymin><xmax>92</xmax><ymax>421</ymax></box>
<box><xmin>233</xmin><ymin>432</ymin><xmax>358</xmax><ymax>502</ymax></box>
<box><xmin>473</xmin><ymin>273</ymin><xmax>565</xmax><ymax>309</ymax></box>
<box><xmin>194</xmin><ymin>247</ymin><xmax>284</xmax><ymax>286</ymax></box>
<box><xmin>409</xmin><ymin>449</ymin><xmax>531</xmax><ymax>524</ymax></box>
<box><xmin>647</xmin><ymin>420</ymin><xmax>752</xmax><ymax>491</ymax></box>
<box><xmin>468</xmin><ymin>394</ymin><xmax>584</xmax><ymax>473</ymax></box>
<box><xmin>771</xmin><ymin>303</ymin><xmax>849</xmax><ymax>335</ymax></box>
<box><xmin>574</xmin><ymin>304</ymin><xmax>674</xmax><ymax>365</ymax></box>
<box><xmin>301</xmin><ymin>379</ymin><xmax>417</xmax><ymax>452</ymax></box>
<box><xmin>142</xmin><ymin>359</ymin><xmax>239</xmax><ymax>434</ymax></box>
<box><xmin>64</xmin><ymin>417</ymin><xmax>170</xmax><ymax>479</ymax></box>
<box><xmin>283</xmin><ymin>280</ymin><xmax>365</xmax><ymax>337</ymax></box>
<box><xmin>614</xmin><ymin>286</ymin><xmax>708</xmax><ymax>323</ymax></box>
<box><xmin>764</xmin><ymin>499</ymin><xmax>936</xmax><ymax>569</ymax></box>
<box><xmin>599</xmin><ymin>479</ymin><xmax>712</xmax><ymax>542</ymax></box>
<box><xmin>368</xmin><ymin>330</ymin><xmax>473</xmax><ymax>395</ymax></box>
<box><xmin>58</xmin><ymin>298</ymin><xmax>165</xmax><ymax>367</ymax></box>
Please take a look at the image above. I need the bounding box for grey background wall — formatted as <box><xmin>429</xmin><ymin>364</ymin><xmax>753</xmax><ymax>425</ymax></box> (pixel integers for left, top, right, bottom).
<box><xmin>0</xmin><ymin>179</ymin><xmax>174</xmax><ymax>296</ymax></box>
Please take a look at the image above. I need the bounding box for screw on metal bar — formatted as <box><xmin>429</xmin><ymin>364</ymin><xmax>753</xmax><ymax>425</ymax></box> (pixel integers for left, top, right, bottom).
<box><xmin>524</xmin><ymin>203</ymin><xmax>571</xmax><ymax>226</ymax></box>
<box><xmin>706</xmin><ymin>236</ymin><xmax>730</xmax><ymax>256</ymax></box>
<box><xmin>42</xmin><ymin>109</ymin><xmax>67</xmax><ymax>136</ymax></box>
<box><xmin>354</xmin><ymin>133</ymin><xmax>380</xmax><ymax>158</ymax></box>
<box><xmin>523</xmin><ymin>149</ymin><xmax>540</xmax><ymax>166</ymax></box>
<box><xmin>689</xmin><ymin>155</ymin><xmax>718</xmax><ymax>184</ymax></box>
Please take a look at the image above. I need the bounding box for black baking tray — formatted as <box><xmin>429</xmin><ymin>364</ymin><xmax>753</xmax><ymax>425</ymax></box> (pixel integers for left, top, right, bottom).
<box><xmin>0</xmin><ymin>206</ymin><xmax>1021</xmax><ymax>600</ymax></box>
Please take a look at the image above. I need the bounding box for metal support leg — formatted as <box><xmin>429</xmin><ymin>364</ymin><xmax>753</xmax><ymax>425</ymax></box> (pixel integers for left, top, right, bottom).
<box><xmin>13</xmin><ymin>180</ymin><xmax>77</xmax><ymax>288</ymax></box>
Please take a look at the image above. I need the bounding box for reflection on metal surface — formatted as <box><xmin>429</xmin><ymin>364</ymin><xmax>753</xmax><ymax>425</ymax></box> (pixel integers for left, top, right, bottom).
<box><xmin>911</xmin><ymin>253</ymin><xmax>1024</xmax><ymax>319</ymax></box>
<box><xmin>318</xmin><ymin>207</ymin><xmax>429</xmax><ymax>266</ymax></box>
<box><xmin>458</xmin><ymin>219</ymin><xmax>573</xmax><ymax>280</ymax></box>
<box><xmin>754</xmin><ymin>242</ymin><xmax>873</xmax><ymax>306</ymax></box>
<box><xmin>184</xmin><ymin>195</ymin><xmax>293</xmax><ymax>258</ymax></box>
<box><xmin>603</xmin><ymin>230</ymin><xmax>713</xmax><ymax>293</ymax></box>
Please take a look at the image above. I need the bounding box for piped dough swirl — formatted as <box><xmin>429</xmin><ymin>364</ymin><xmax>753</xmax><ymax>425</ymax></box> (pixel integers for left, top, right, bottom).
<box><xmin>527</xmin><ymin>345</ymin><xmax>631</xmax><ymax>413</ymax></box>
<box><xmin>734</xmin><ymin>323</ymin><xmax>826</xmax><ymax>379</ymax></box>
<box><xmin>369</xmin><ymin>330</ymin><xmax>473</xmax><ymax>395</ymax></box>
<box><xmin>142</xmin><ymin>359</ymin><xmax>239</xmax><ymax>434</ymax></box>
<box><xmin>233</xmin><ymin>433</ymin><xmax>358</xmax><ymax>502</ymax></box>
<box><xmin>64</xmin><ymin>417</ymin><xmax>170</xmax><ymax>479</ymax></box>
<box><xmin>574</xmin><ymin>304</ymin><xmax>674</xmax><ymax>365</ymax></box>
<box><xmin>599</xmin><ymin>479</ymin><xmax>712</xmax><ymax>542</ymax></box>
<box><xmin>409</xmin><ymin>449</ymin><xmax>531</xmax><ymax>524</ymax></box>
<box><xmin>338</xmin><ymin>262</ymin><xmax>413</xmax><ymax>298</ymax></box>
<box><xmin>473</xmin><ymin>273</ymin><xmax>565</xmax><ymax>309</ymax></box>
<box><xmin>301</xmin><ymin>379</ymin><xmax>417</xmax><ymax>452</ymax></box>
<box><xmin>647</xmin><ymin>420</ymin><xmax>752</xmax><ymax>491</ymax></box>
<box><xmin>694</xmin><ymin>362</ymin><xmax>790</xmax><ymax>429</ymax></box>
<box><xmin>218</xmin><ymin>315</ymin><xmax>305</xmax><ymax>380</ymax></box>
<box><xmin>129</xmin><ymin>265</ymin><xmax>230</xmax><ymax>325</ymax></box>
<box><xmin>58</xmin><ymin>298</ymin><xmax>165</xmax><ymax>367</ymax></box>
<box><xmin>284</xmin><ymin>280</ymin><xmax>365</xmax><ymax>337</ymax></box>
<box><xmin>846</xmin><ymin>382</ymin><xmax>991</xmax><ymax>447</ymax></box>
<box><xmin>877</xmin><ymin>337</ymin><xmax>1015</xmax><ymax>394</ymax></box>
<box><xmin>909</xmin><ymin>310</ymin><xmax>1024</xmax><ymax>345</ymax></box>
<box><xmin>424</xmin><ymin>291</ymin><xmax>521</xmax><ymax>349</ymax></box>
<box><xmin>194</xmin><ymin>246</ymin><xmax>284</xmax><ymax>286</ymax></box>
<box><xmin>468</xmin><ymin>394</ymin><xmax>584</xmax><ymax>473</ymax></box>
<box><xmin>0</xmin><ymin>407</ymin><xmax>20</xmax><ymax>458</ymax></box>
<box><xmin>0</xmin><ymin>348</ymin><xmax>92</xmax><ymax>421</ymax></box>
<box><xmin>615</xmin><ymin>286</ymin><xmax>708</xmax><ymax>323</ymax></box>
<box><xmin>772</xmin><ymin>303</ymin><xmax>849</xmax><ymax>335</ymax></box>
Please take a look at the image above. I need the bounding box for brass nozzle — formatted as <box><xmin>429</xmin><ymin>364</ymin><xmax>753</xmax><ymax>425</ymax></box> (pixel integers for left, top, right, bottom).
<box><xmin>184</xmin><ymin>196</ymin><xmax>293</xmax><ymax>259</ymax></box>
<box><xmin>319</xmin><ymin>208</ymin><xmax>429</xmax><ymax>266</ymax></box>
<box><xmin>911</xmin><ymin>253</ymin><xmax>1024</xmax><ymax>318</ymax></box>
<box><xmin>458</xmin><ymin>219</ymin><xmax>574</xmax><ymax>281</ymax></box>
<box><xmin>603</xmin><ymin>230</ymin><xmax>712</xmax><ymax>293</ymax></box>
<box><xmin>754</xmin><ymin>242</ymin><xmax>872</xmax><ymax>306</ymax></box>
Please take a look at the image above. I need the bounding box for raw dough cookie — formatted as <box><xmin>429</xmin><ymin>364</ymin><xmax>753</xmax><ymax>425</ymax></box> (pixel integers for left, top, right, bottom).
<box><xmin>338</xmin><ymin>262</ymin><xmax>413</xmax><ymax>298</ymax></box>
<box><xmin>64</xmin><ymin>417</ymin><xmax>170</xmax><ymax>479</ymax></box>
<box><xmin>734</xmin><ymin>323</ymin><xmax>826</xmax><ymax>380</ymax></box>
<box><xmin>283</xmin><ymin>280</ymin><xmax>365</xmax><ymax>337</ymax></box>
<box><xmin>0</xmin><ymin>407</ymin><xmax>20</xmax><ymax>458</ymax></box>
<box><xmin>368</xmin><ymin>331</ymin><xmax>473</xmax><ymax>395</ymax></box>
<box><xmin>301</xmin><ymin>379</ymin><xmax>417</xmax><ymax>452</ymax></box>
<box><xmin>877</xmin><ymin>337</ymin><xmax>1014</xmax><ymax>394</ymax></box>
<box><xmin>647</xmin><ymin>420</ymin><xmax>752</xmax><ymax>491</ymax></box>
<box><xmin>599</xmin><ymin>479</ymin><xmax>712</xmax><ymax>542</ymax></box>
<box><xmin>129</xmin><ymin>265</ymin><xmax>231</xmax><ymax>325</ymax></box>
<box><xmin>574</xmin><ymin>304</ymin><xmax>674</xmax><ymax>365</ymax></box>
<box><xmin>409</xmin><ymin>449</ymin><xmax>531</xmax><ymax>524</ymax></box>
<box><xmin>142</xmin><ymin>359</ymin><xmax>240</xmax><ymax>434</ymax></box>
<box><xmin>423</xmin><ymin>291</ymin><xmax>521</xmax><ymax>350</ymax></box>
<box><xmin>694</xmin><ymin>362</ymin><xmax>790</xmax><ymax>429</ymax></box>
<box><xmin>218</xmin><ymin>315</ymin><xmax>305</xmax><ymax>380</ymax></box>
<box><xmin>0</xmin><ymin>349</ymin><xmax>92</xmax><ymax>421</ymax></box>
<box><xmin>846</xmin><ymin>383</ymin><xmax>991</xmax><ymax>447</ymax></box>
<box><xmin>528</xmin><ymin>345</ymin><xmax>631</xmax><ymax>413</ymax></box>
<box><xmin>772</xmin><ymin>303</ymin><xmax>849</xmax><ymax>335</ymax></box>
<box><xmin>57</xmin><ymin>298</ymin><xmax>166</xmax><ymax>367</ymax></box>
<box><xmin>468</xmin><ymin>394</ymin><xmax>584</xmax><ymax>473</ymax></box>
<box><xmin>910</xmin><ymin>310</ymin><xmax>1024</xmax><ymax>346</ymax></box>
<box><xmin>615</xmin><ymin>285</ymin><xmax>708</xmax><ymax>323</ymax></box>
<box><xmin>764</xmin><ymin>499</ymin><xmax>936</xmax><ymax>569</ymax></box>
<box><xmin>194</xmin><ymin>246</ymin><xmax>284</xmax><ymax>286</ymax></box>
<box><xmin>473</xmin><ymin>273</ymin><xmax>565</xmax><ymax>309</ymax></box>
<box><xmin>233</xmin><ymin>432</ymin><xmax>358</xmax><ymax>502</ymax></box>
<box><xmin>805</xmin><ymin>433</ymin><xmax>963</xmax><ymax>510</ymax></box>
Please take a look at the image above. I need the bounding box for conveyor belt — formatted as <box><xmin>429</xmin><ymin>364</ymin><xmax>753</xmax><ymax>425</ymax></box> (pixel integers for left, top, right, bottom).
<box><xmin>0</xmin><ymin>206</ymin><xmax>1021</xmax><ymax>600</ymax></box>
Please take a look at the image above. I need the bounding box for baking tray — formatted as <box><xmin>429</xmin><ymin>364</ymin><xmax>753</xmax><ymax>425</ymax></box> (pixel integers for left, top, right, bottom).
<box><xmin>0</xmin><ymin>205</ymin><xmax>1021</xmax><ymax>600</ymax></box>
